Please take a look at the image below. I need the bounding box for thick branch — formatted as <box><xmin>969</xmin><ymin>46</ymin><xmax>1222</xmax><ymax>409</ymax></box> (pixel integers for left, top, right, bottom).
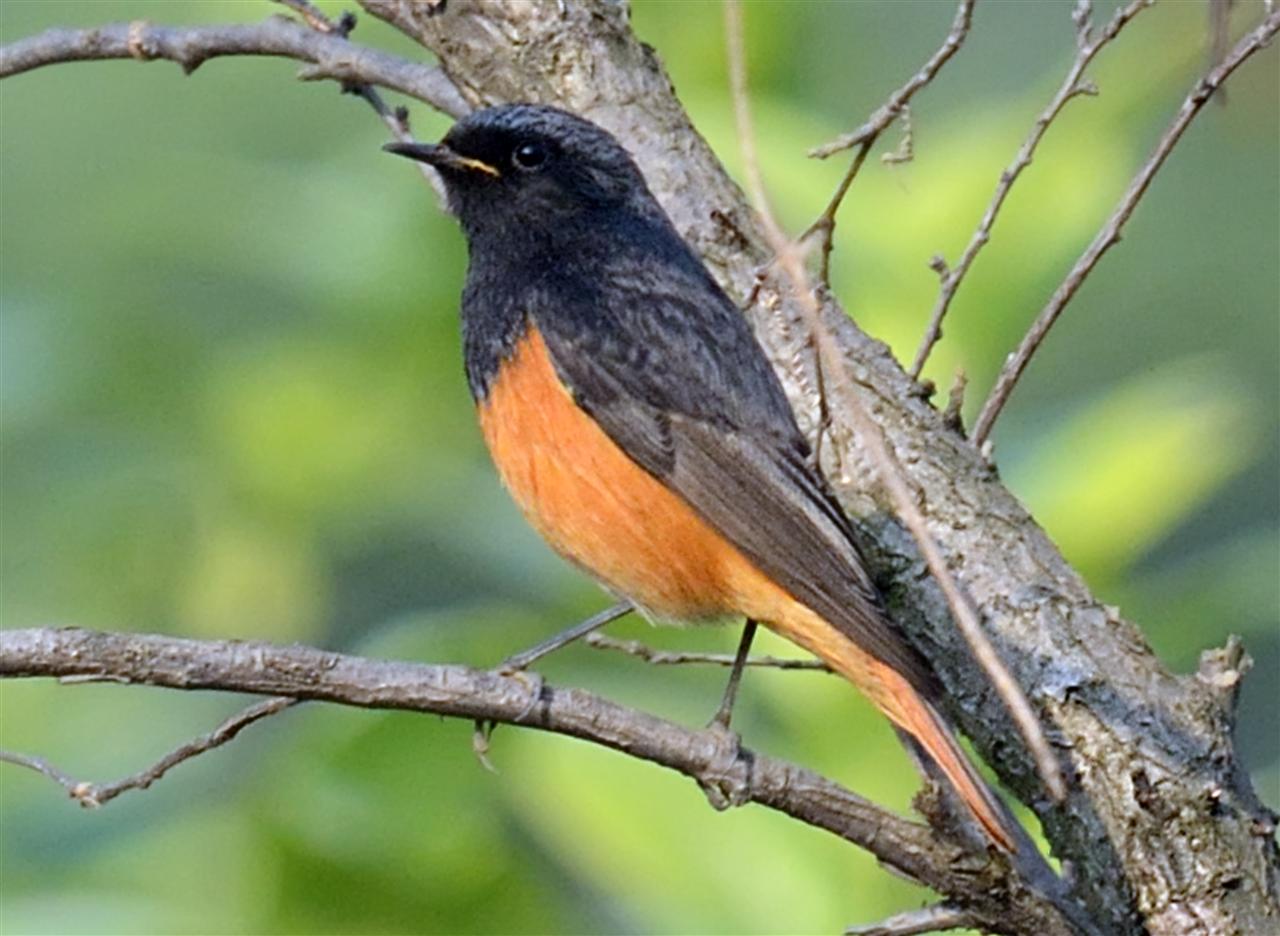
<box><xmin>0</xmin><ymin>16</ymin><xmax>470</xmax><ymax>117</ymax></box>
<box><xmin>0</xmin><ymin>626</ymin><xmax>1076</xmax><ymax>936</ymax></box>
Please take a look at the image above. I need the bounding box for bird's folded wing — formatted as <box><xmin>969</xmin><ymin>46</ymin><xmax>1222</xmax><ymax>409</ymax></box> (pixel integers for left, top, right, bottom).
<box><xmin>539</xmin><ymin>326</ymin><xmax>938</xmax><ymax>697</ymax></box>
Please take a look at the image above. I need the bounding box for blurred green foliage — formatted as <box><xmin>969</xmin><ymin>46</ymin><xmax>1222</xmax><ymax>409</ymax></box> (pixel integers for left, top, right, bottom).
<box><xmin>1</xmin><ymin>1</ymin><xmax>1276</xmax><ymax>933</ymax></box>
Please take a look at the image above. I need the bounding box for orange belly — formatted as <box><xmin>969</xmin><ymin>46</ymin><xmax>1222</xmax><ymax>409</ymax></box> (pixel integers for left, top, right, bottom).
<box><xmin>477</xmin><ymin>326</ymin><xmax>751</xmax><ymax>621</ymax></box>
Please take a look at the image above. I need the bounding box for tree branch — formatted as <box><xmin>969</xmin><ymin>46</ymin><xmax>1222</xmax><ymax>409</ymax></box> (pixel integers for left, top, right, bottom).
<box><xmin>0</xmin><ymin>15</ymin><xmax>470</xmax><ymax>117</ymax></box>
<box><xmin>0</xmin><ymin>625</ymin><xmax>1079</xmax><ymax>936</ymax></box>
<box><xmin>909</xmin><ymin>0</ymin><xmax>1152</xmax><ymax>380</ymax></box>
<box><xmin>971</xmin><ymin>6</ymin><xmax>1280</xmax><ymax>445</ymax></box>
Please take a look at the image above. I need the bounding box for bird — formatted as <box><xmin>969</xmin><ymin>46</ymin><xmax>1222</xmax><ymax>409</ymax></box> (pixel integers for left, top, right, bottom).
<box><xmin>385</xmin><ymin>103</ymin><xmax>1017</xmax><ymax>852</ymax></box>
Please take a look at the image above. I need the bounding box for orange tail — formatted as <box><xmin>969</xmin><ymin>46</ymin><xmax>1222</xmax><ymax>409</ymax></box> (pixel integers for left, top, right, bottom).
<box><xmin>879</xmin><ymin>664</ymin><xmax>1018</xmax><ymax>852</ymax></box>
<box><xmin>755</xmin><ymin>599</ymin><xmax>1018</xmax><ymax>852</ymax></box>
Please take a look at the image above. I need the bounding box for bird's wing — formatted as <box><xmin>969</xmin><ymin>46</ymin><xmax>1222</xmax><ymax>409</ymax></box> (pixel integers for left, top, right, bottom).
<box><xmin>530</xmin><ymin>248</ymin><xmax>938</xmax><ymax>696</ymax></box>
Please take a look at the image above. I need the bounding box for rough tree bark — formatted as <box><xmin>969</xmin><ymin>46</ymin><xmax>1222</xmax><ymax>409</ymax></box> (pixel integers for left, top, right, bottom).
<box><xmin>1</xmin><ymin>2</ymin><xmax>1276</xmax><ymax>934</ymax></box>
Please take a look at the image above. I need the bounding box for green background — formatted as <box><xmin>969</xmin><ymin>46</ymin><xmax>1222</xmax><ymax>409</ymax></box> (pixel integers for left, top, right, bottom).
<box><xmin>1</xmin><ymin>1</ymin><xmax>1276</xmax><ymax>933</ymax></box>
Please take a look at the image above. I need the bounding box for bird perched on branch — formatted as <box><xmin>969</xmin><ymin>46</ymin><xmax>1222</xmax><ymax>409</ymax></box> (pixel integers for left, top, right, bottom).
<box><xmin>385</xmin><ymin>103</ymin><xmax>1017</xmax><ymax>852</ymax></box>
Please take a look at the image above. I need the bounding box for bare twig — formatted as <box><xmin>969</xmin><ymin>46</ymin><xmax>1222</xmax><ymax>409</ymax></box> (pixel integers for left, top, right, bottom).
<box><xmin>0</xmin><ymin>16</ymin><xmax>469</xmax><ymax>117</ymax></box>
<box><xmin>275</xmin><ymin>0</ymin><xmax>347</xmax><ymax>35</ymax></box>
<box><xmin>724</xmin><ymin>0</ymin><xmax>773</xmax><ymax>236</ymax></box>
<box><xmin>0</xmin><ymin>625</ymin><xmax>1084</xmax><ymax>936</ymax></box>
<box><xmin>0</xmin><ymin>9</ymin><xmax>467</xmax><ymax>200</ymax></box>
<box><xmin>880</xmin><ymin>107</ymin><xmax>915</xmax><ymax>167</ymax></box>
<box><xmin>725</xmin><ymin>0</ymin><xmax>1065</xmax><ymax>805</ymax></box>
<box><xmin>0</xmin><ymin>750</ymin><xmax>79</xmax><ymax>789</ymax></box>
<box><xmin>830</xmin><ymin>357</ymin><xmax>1067</xmax><ymax>801</ymax></box>
<box><xmin>1</xmin><ymin>697</ymin><xmax>296</xmax><ymax>807</ymax></box>
<box><xmin>808</xmin><ymin>0</ymin><xmax>977</xmax><ymax>161</ymax></box>
<box><xmin>846</xmin><ymin>902</ymin><xmax>974</xmax><ymax>936</ymax></box>
<box><xmin>1208</xmin><ymin>0</ymin><xmax>1235</xmax><ymax>72</ymax></box>
<box><xmin>802</xmin><ymin>0</ymin><xmax>976</xmax><ymax>284</ymax></box>
<box><xmin>584</xmin><ymin>632</ymin><xmax>832</xmax><ymax>672</ymax></box>
<box><xmin>972</xmin><ymin>6</ymin><xmax>1280</xmax><ymax>446</ymax></box>
<box><xmin>942</xmin><ymin>369</ymin><xmax>968</xmax><ymax>435</ymax></box>
<box><xmin>266</xmin><ymin>1</ymin><xmax>447</xmax><ymax>197</ymax></box>
<box><xmin>909</xmin><ymin>0</ymin><xmax>1152</xmax><ymax>379</ymax></box>
<box><xmin>803</xmin><ymin>140</ymin><xmax>877</xmax><ymax>285</ymax></box>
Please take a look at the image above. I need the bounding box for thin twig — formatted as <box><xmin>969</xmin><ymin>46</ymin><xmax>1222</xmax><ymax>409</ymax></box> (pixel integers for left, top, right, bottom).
<box><xmin>275</xmin><ymin>0</ymin><xmax>343</xmax><ymax>34</ymax></box>
<box><xmin>909</xmin><ymin>0</ymin><xmax>1152</xmax><ymax>379</ymax></box>
<box><xmin>802</xmin><ymin>0</ymin><xmax>976</xmax><ymax>284</ymax></box>
<box><xmin>584</xmin><ymin>632</ymin><xmax>832</xmax><ymax>672</ymax></box>
<box><xmin>0</xmin><ymin>8</ymin><xmax>460</xmax><ymax>201</ymax></box>
<box><xmin>725</xmin><ymin>0</ymin><xmax>1065</xmax><ymax>804</ymax></box>
<box><xmin>1208</xmin><ymin>0</ymin><xmax>1234</xmax><ymax>73</ymax></box>
<box><xmin>0</xmin><ymin>750</ymin><xmax>80</xmax><ymax>789</ymax></box>
<box><xmin>971</xmin><ymin>6</ymin><xmax>1280</xmax><ymax>446</ymax></box>
<box><xmin>0</xmin><ymin>16</ymin><xmax>469</xmax><ymax>117</ymax></box>
<box><xmin>880</xmin><ymin>107</ymin><xmax>915</xmax><ymax>166</ymax></box>
<box><xmin>808</xmin><ymin>0</ymin><xmax>977</xmax><ymax>160</ymax></box>
<box><xmin>804</xmin><ymin>141</ymin><xmax>876</xmax><ymax>285</ymax></box>
<box><xmin>724</xmin><ymin>0</ymin><xmax>771</xmax><ymax>232</ymax></box>
<box><xmin>942</xmin><ymin>369</ymin><xmax>968</xmax><ymax>435</ymax></box>
<box><xmin>846</xmin><ymin>902</ymin><xmax>974</xmax><ymax>936</ymax></box>
<box><xmin>266</xmin><ymin>1</ymin><xmax>445</xmax><ymax>196</ymax></box>
<box><xmin>1</xmin><ymin>697</ymin><xmax>296</xmax><ymax>807</ymax></box>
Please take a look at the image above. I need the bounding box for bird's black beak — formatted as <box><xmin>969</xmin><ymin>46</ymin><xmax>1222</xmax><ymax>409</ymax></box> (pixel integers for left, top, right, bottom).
<box><xmin>382</xmin><ymin>141</ymin><xmax>501</xmax><ymax>177</ymax></box>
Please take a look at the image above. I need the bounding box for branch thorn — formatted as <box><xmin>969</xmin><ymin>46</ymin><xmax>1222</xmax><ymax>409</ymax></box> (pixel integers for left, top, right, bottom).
<box><xmin>472</xmin><ymin>720</ymin><xmax>499</xmax><ymax>773</ymax></box>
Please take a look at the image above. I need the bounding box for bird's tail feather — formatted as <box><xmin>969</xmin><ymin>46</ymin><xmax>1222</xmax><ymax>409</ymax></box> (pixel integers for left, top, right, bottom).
<box><xmin>890</xmin><ymin>682</ymin><xmax>1018</xmax><ymax>853</ymax></box>
<box><xmin>764</xmin><ymin>601</ymin><xmax>1019</xmax><ymax>852</ymax></box>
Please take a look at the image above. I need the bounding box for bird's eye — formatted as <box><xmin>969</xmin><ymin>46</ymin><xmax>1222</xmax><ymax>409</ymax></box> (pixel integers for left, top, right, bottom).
<box><xmin>512</xmin><ymin>142</ymin><xmax>548</xmax><ymax>171</ymax></box>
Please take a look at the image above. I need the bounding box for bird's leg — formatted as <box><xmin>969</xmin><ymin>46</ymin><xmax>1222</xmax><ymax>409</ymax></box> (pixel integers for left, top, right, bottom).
<box><xmin>499</xmin><ymin>601</ymin><xmax>633</xmax><ymax>673</ymax></box>
<box><xmin>708</xmin><ymin>619</ymin><xmax>759</xmax><ymax>730</ymax></box>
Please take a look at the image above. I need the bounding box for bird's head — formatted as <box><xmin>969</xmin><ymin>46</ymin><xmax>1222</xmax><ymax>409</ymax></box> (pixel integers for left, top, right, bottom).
<box><xmin>385</xmin><ymin>104</ymin><xmax>656</xmax><ymax>245</ymax></box>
